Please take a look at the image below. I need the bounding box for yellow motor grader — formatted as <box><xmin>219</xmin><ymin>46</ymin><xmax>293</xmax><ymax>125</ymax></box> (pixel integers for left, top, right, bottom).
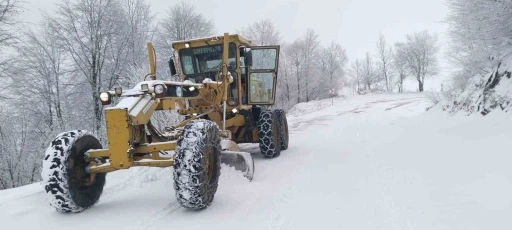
<box><xmin>41</xmin><ymin>33</ymin><xmax>289</xmax><ymax>213</ymax></box>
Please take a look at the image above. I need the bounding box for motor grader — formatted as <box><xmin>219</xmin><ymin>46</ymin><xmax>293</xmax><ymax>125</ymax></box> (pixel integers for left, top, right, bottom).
<box><xmin>41</xmin><ymin>33</ymin><xmax>289</xmax><ymax>213</ymax></box>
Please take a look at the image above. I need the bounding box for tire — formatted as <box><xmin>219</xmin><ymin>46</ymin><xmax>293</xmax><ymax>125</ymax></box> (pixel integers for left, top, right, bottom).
<box><xmin>257</xmin><ymin>110</ymin><xmax>282</xmax><ymax>158</ymax></box>
<box><xmin>41</xmin><ymin>130</ymin><xmax>106</xmax><ymax>213</ymax></box>
<box><xmin>274</xmin><ymin>109</ymin><xmax>289</xmax><ymax>150</ymax></box>
<box><xmin>173</xmin><ymin>119</ymin><xmax>222</xmax><ymax>210</ymax></box>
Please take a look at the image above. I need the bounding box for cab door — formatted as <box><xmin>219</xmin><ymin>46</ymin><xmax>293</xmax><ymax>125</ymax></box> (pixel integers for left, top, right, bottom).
<box><xmin>246</xmin><ymin>46</ymin><xmax>280</xmax><ymax>105</ymax></box>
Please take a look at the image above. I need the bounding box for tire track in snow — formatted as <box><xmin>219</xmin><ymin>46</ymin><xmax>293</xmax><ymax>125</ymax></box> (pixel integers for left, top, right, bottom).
<box><xmin>384</xmin><ymin>99</ymin><xmax>423</xmax><ymax>111</ymax></box>
<box><xmin>287</xmin><ymin>97</ymin><xmax>422</xmax><ymax>132</ymax></box>
<box><xmin>131</xmin><ymin>201</ymin><xmax>182</xmax><ymax>230</ymax></box>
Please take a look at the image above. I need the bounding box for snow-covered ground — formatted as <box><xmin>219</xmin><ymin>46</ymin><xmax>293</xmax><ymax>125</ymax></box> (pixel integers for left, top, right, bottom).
<box><xmin>1</xmin><ymin>93</ymin><xmax>511</xmax><ymax>230</ymax></box>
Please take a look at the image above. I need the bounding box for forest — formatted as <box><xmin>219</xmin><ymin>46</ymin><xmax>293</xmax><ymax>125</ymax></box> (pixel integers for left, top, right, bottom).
<box><xmin>0</xmin><ymin>0</ymin><xmax>509</xmax><ymax>189</ymax></box>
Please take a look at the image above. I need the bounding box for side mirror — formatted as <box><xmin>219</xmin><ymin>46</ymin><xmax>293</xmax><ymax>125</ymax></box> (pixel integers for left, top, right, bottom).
<box><xmin>168</xmin><ymin>57</ymin><xmax>177</xmax><ymax>76</ymax></box>
<box><xmin>245</xmin><ymin>50</ymin><xmax>252</xmax><ymax>67</ymax></box>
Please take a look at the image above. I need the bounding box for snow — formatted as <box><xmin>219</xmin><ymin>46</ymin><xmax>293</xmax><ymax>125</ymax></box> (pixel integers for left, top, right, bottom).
<box><xmin>2</xmin><ymin>93</ymin><xmax>512</xmax><ymax>229</ymax></box>
<box><xmin>442</xmin><ymin>55</ymin><xmax>512</xmax><ymax>115</ymax></box>
<box><xmin>111</xmin><ymin>96</ymin><xmax>141</xmax><ymax>109</ymax></box>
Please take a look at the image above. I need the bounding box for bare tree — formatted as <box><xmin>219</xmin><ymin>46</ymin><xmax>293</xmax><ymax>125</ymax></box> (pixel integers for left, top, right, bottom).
<box><xmin>400</xmin><ymin>30</ymin><xmax>439</xmax><ymax>92</ymax></box>
<box><xmin>393</xmin><ymin>42</ymin><xmax>408</xmax><ymax>93</ymax></box>
<box><xmin>376</xmin><ymin>33</ymin><xmax>393</xmax><ymax>92</ymax></box>
<box><xmin>237</xmin><ymin>19</ymin><xmax>281</xmax><ymax>45</ymax></box>
<box><xmin>445</xmin><ymin>0</ymin><xmax>512</xmax><ymax>90</ymax></box>
<box><xmin>16</xmin><ymin>23</ymin><xmax>68</xmax><ymax>131</ymax></box>
<box><xmin>161</xmin><ymin>1</ymin><xmax>215</xmax><ymax>42</ymax></box>
<box><xmin>320</xmin><ymin>41</ymin><xmax>348</xmax><ymax>92</ymax></box>
<box><xmin>274</xmin><ymin>42</ymin><xmax>293</xmax><ymax>110</ymax></box>
<box><xmin>0</xmin><ymin>113</ymin><xmax>41</xmax><ymax>189</ymax></box>
<box><xmin>442</xmin><ymin>0</ymin><xmax>512</xmax><ymax>114</ymax></box>
<box><xmin>361</xmin><ymin>52</ymin><xmax>379</xmax><ymax>91</ymax></box>
<box><xmin>0</xmin><ymin>0</ymin><xmax>22</xmax><ymax>49</ymax></box>
<box><xmin>286</xmin><ymin>39</ymin><xmax>304</xmax><ymax>103</ymax></box>
<box><xmin>349</xmin><ymin>59</ymin><xmax>362</xmax><ymax>94</ymax></box>
<box><xmin>46</xmin><ymin>0</ymin><xmax>131</xmax><ymax>135</ymax></box>
<box><xmin>117</xmin><ymin>0</ymin><xmax>157</xmax><ymax>86</ymax></box>
<box><xmin>0</xmin><ymin>0</ymin><xmax>24</xmax><ymax>75</ymax></box>
<box><xmin>300</xmin><ymin>29</ymin><xmax>320</xmax><ymax>102</ymax></box>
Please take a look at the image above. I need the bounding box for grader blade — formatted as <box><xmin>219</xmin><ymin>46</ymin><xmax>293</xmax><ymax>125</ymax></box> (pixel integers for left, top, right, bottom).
<box><xmin>220</xmin><ymin>139</ymin><xmax>254</xmax><ymax>181</ymax></box>
<box><xmin>221</xmin><ymin>150</ymin><xmax>254</xmax><ymax>181</ymax></box>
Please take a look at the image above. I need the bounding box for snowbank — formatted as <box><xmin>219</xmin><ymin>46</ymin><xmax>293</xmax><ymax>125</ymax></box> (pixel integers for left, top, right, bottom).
<box><xmin>442</xmin><ymin>57</ymin><xmax>512</xmax><ymax>115</ymax></box>
<box><xmin>286</xmin><ymin>95</ymin><xmax>345</xmax><ymax>117</ymax></box>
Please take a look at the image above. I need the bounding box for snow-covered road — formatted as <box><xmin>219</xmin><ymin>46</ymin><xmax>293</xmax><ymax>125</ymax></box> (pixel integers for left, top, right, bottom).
<box><xmin>1</xmin><ymin>93</ymin><xmax>512</xmax><ymax>230</ymax></box>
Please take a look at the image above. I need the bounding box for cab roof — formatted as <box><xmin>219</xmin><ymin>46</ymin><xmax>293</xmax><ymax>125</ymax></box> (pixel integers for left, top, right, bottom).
<box><xmin>171</xmin><ymin>33</ymin><xmax>257</xmax><ymax>50</ymax></box>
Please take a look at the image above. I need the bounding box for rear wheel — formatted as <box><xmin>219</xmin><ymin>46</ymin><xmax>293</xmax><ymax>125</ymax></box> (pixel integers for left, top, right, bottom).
<box><xmin>257</xmin><ymin>110</ymin><xmax>282</xmax><ymax>158</ymax></box>
<box><xmin>274</xmin><ymin>109</ymin><xmax>289</xmax><ymax>150</ymax></box>
<box><xmin>173</xmin><ymin>119</ymin><xmax>222</xmax><ymax>210</ymax></box>
<box><xmin>41</xmin><ymin>130</ymin><xmax>106</xmax><ymax>213</ymax></box>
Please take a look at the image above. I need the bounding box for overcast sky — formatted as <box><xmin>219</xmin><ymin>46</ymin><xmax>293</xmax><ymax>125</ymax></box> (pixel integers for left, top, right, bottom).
<box><xmin>21</xmin><ymin>0</ymin><xmax>452</xmax><ymax>91</ymax></box>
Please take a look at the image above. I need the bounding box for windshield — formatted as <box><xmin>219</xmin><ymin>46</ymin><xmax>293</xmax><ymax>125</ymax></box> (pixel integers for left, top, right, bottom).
<box><xmin>178</xmin><ymin>43</ymin><xmax>237</xmax><ymax>76</ymax></box>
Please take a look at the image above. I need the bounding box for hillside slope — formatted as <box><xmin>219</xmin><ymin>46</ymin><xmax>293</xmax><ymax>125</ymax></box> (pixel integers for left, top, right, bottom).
<box><xmin>1</xmin><ymin>93</ymin><xmax>511</xmax><ymax>230</ymax></box>
<box><xmin>443</xmin><ymin>57</ymin><xmax>512</xmax><ymax>115</ymax></box>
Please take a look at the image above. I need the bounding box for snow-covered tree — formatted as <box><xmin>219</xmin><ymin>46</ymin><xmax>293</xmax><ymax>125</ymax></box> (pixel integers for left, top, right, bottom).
<box><xmin>0</xmin><ymin>0</ymin><xmax>23</xmax><ymax>87</ymax></box>
<box><xmin>0</xmin><ymin>0</ymin><xmax>22</xmax><ymax>52</ymax></box>
<box><xmin>348</xmin><ymin>59</ymin><xmax>363</xmax><ymax>94</ymax></box>
<box><xmin>284</xmin><ymin>39</ymin><xmax>304</xmax><ymax>104</ymax></box>
<box><xmin>443</xmin><ymin>0</ymin><xmax>512</xmax><ymax>115</ymax></box>
<box><xmin>44</xmin><ymin>0</ymin><xmax>131</xmax><ymax>136</ymax></box>
<box><xmin>392</xmin><ymin>42</ymin><xmax>409</xmax><ymax>93</ymax></box>
<box><xmin>376</xmin><ymin>33</ymin><xmax>393</xmax><ymax>92</ymax></box>
<box><xmin>445</xmin><ymin>0</ymin><xmax>512</xmax><ymax>89</ymax></box>
<box><xmin>398</xmin><ymin>30</ymin><xmax>439</xmax><ymax>92</ymax></box>
<box><xmin>361</xmin><ymin>52</ymin><xmax>380</xmax><ymax>91</ymax></box>
<box><xmin>237</xmin><ymin>19</ymin><xmax>281</xmax><ymax>46</ymax></box>
<box><xmin>160</xmin><ymin>1</ymin><xmax>215</xmax><ymax>42</ymax></box>
<box><xmin>300</xmin><ymin>29</ymin><xmax>321</xmax><ymax>102</ymax></box>
<box><xmin>320</xmin><ymin>41</ymin><xmax>348</xmax><ymax>93</ymax></box>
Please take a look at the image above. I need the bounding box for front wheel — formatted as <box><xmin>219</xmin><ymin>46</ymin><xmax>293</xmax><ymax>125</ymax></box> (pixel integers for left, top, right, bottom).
<box><xmin>257</xmin><ymin>110</ymin><xmax>282</xmax><ymax>158</ymax></box>
<box><xmin>41</xmin><ymin>130</ymin><xmax>106</xmax><ymax>213</ymax></box>
<box><xmin>173</xmin><ymin>119</ymin><xmax>222</xmax><ymax>210</ymax></box>
<box><xmin>274</xmin><ymin>109</ymin><xmax>289</xmax><ymax>150</ymax></box>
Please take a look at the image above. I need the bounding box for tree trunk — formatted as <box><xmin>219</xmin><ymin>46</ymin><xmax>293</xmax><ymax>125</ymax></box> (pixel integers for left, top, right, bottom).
<box><xmin>305</xmin><ymin>80</ymin><xmax>309</xmax><ymax>102</ymax></box>
<box><xmin>385</xmin><ymin>72</ymin><xmax>389</xmax><ymax>92</ymax></box>
<box><xmin>418</xmin><ymin>80</ymin><xmax>424</xmax><ymax>92</ymax></box>
<box><xmin>55</xmin><ymin>74</ymin><xmax>64</xmax><ymax>129</ymax></box>
<box><xmin>399</xmin><ymin>74</ymin><xmax>404</xmax><ymax>93</ymax></box>
<box><xmin>295</xmin><ymin>63</ymin><xmax>300</xmax><ymax>103</ymax></box>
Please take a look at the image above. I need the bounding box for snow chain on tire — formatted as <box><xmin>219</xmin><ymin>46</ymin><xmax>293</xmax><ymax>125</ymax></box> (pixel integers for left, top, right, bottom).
<box><xmin>41</xmin><ymin>130</ymin><xmax>106</xmax><ymax>213</ymax></box>
<box><xmin>173</xmin><ymin>119</ymin><xmax>222</xmax><ymax>210</ymax></box>
<box><xmin>257</xmin><ymin>110</ymin><xmax>282</xmax><ymax>158</ymax></box>
<box><xmin>274</xmin><ymin>109</ymin><xmax>289</xmax><ymax>150</ymax></box>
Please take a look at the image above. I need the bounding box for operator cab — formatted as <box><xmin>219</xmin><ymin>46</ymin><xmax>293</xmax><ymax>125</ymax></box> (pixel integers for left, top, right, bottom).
<box><xmin>169</xmin><ymin>34</ymin><xmax>280</xmax><ymax>107</ymax></box>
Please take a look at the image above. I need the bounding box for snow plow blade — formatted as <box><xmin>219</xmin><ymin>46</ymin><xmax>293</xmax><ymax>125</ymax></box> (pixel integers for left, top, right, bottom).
<box><xmin>220</xmin><ymin>139</ymin><xmax>254</xmax><ymax>181</ymax></box>
<box><xmin>221</xmin><ymin>151</ymin><xmax>254</xmax><ymax>181</ymax></box>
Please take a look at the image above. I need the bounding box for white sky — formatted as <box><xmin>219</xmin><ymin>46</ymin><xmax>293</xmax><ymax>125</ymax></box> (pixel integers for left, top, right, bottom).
<box><xmin>21</xmin><ymin>0</ymin><xmax>452</xmax><ymax>91</ymax></box>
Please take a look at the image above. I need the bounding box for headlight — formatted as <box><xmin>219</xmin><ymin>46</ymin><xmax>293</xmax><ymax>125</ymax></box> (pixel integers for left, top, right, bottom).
<box><xmin>154</xmin><ymin>84</ymin><xmax>165</xmax><ymax>94</ymax></box>
<box><xmin>99</xmin><ymin>92</ymin><xmax>111</xmax><ymax>105</ymax></box>
<box><xmin>99</xmin><ymin>92</ymin><xmax>110</xmax><ymax>102</ymax></box>
<box><xmin>189</xmin><ymin>86</ymin><xmax>195</xmax><ymax>91</ymax></box>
